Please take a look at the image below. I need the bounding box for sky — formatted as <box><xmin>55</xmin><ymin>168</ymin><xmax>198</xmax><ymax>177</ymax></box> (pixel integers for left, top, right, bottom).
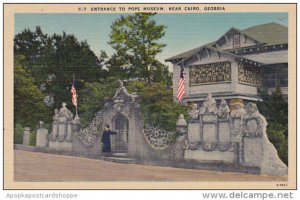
<box><xmin>14</xmin><ymin>13</ymin><xmax>288</xmax><ymax>71</ymax></box>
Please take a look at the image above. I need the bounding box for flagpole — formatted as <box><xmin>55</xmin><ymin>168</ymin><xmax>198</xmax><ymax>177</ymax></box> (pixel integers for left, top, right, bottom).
<box><xmin>72</xmin><ymin>74</ymin><xmax>78</xmax><ymax>117</ymax></box>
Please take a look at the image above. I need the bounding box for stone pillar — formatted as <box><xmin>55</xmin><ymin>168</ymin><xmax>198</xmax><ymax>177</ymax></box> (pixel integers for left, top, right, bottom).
<box><xmin>36</xmin><ymin>122</ymin><xmax>49</xmax><ymax>147</ymax></box>
<box><xmin>23</xmin><ymin>127</ymin><xmax>30</xmax><ymax>146</ymax></box>
<box><xmin>58</xmin><ymin>116</ymin><xmax>67</xmax><ymax>142</ymax></box>
<box><xmin>174</xmin><ymin>114</ymin><xmax>188</xmax><ymax>160</ymax></box>
<box><xmin>66</xmin><ymin>122</ymin><xmax>73</xmax><ymax>142</ymax></box>
<box><xmin>52</xmin><ymin>121</ymin><xmax>58</xmax><ymax>140</ymax></box>
<box><xmin>72</xmin><ymin>115</ymin><xmax>81</xmax><ymax>133</ymax></box>
<box><xmin>50</xmin><ymin>108</ymin><xmax>59</xmax><ymax>141</ymax></box>
<box><xmin>176</xmin><ymin>114</ymin><xmax>187</xmax><ymax>133</ymax></box>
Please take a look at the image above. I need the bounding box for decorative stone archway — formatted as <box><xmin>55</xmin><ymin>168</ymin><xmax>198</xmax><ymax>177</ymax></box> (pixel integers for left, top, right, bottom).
<box><xmin>100</xmin><ymin>80</ymin><xmax>142</xmax><ymax>158</ymax></box>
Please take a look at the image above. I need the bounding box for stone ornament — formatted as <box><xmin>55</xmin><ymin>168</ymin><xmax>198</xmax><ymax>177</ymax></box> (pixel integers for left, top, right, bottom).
<box><xmin>243</xmin><ymin>102</ymin><xmax>287</xmax><ymax>176</ymax></box>
<box><xmin>203</xmin><ymin>142</ymin><xmax>218</xmax><ymax>151</ymax></box>
<box><xmin>230</xmin><ymin>102</ymin><xmax>246</xmax><ymax>118</ymax></box>
<box><xmin>185</xmin><ymin>96</ymin><xmax>288</xmax><ymax>176</ymax></box>
<box><xmin>143</xmin><ymin>125</ymin><xmax>174</xmax><ymax>150</ymax></box>
<box><xmin>243</xmin><ymin>103</ymin><xmax>265</xmax><ymax>138</ymax></box>
<box><xmin>188</xmin><ymin>103</ymin><xmax>200</xmax><ymax>120</ymax></box>
<box><xmin>218</xmin><ymin>99</ymin><xmax>230</xmax><ymax>119</ymax></box>
<box><xmin>49</xmin><ymin>109</ymin><xmax>59</xmax><ymax>141</ymax></box>
<box><xmin>113</xmin><ymin>79</ymin><xmax>135</xmax><ymax>102</ymax></box>
<box><xmin>199</xmin><ymin>93</ymin><xmax>218</xmax><ymax>115</ymax></box>
<box><xmin>50</xmin><ymin>103</ymin><xmax>74</xmax><ymax>142</ymax></box>
<box><xmin>176</xmin><ymin>114</ymin><xmax>188</xmax><ymax>134</ymax></box>
<box><xmin>59</xmin><ymin>102</ymin><xmax>73</xmax><ymax>119</ymax></box>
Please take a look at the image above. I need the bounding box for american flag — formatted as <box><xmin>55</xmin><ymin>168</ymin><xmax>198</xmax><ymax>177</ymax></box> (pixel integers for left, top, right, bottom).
<box><xmin>177</xmin><ymin>67</ymin><xmax>185</xmax><ymax>102</ymax></box>
<box><xmin>71</xmin><ymin>82</ymin><xmax>77</xmax><ymax>107</ymax></box>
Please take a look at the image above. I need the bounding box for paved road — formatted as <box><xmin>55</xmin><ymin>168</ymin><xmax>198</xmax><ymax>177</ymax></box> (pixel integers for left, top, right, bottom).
<box><xmin>14</xmin><ymin>150</ymin><xmax>287</xmax><ymax>182</ymax></box>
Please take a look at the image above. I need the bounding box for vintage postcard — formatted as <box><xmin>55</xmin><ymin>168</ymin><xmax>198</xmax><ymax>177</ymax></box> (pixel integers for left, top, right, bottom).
<box><xmin>3</xmin><ymin>3</ymin><xmax>297</xmax><ymax>189</ymax></box>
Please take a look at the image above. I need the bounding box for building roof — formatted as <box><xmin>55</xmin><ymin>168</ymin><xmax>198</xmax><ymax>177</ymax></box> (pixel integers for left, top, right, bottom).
<box><xmin>242</xmin><ymin>50</ymin><xmax>287</xmax><ymax>65</ymax></box>
<box><xmin>166</xmin><ymin>22</ymin><xmax>288</xmax><ymax>62</ymax></box>
<box><xmin>241</xmin><ymin>22</ymin><xmax>288</xmax><ymax>45</ymax></box>
<box><xmin>165</xmin><ymin>42</ymin><xmax>215</xmax><ymax>62</ymax></box>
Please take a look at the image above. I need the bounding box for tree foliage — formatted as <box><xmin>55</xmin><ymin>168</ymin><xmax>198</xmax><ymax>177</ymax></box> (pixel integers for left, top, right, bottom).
<box><xmin>78</xmin><ymin>77</ymin><xmax>119</xmax><ymax>127</ymax></box>
<box><xmin>108</xmin><ymin>13</ymin><xmax>171</xmax><ymax>85</ymax></box>
<box><xmin>14</xmin><ymin>27</ymin><xmax>104</xmax><ymax>110</ymax></box>
<box><xmin>127</xmin><ymin>80</ymin><xmax>188</xmax><ymax>131</ymax></box>
<box><xmin>14</xmin><ymin>55</ymin><xmax>50</xmax><ymax>128</ymax></box>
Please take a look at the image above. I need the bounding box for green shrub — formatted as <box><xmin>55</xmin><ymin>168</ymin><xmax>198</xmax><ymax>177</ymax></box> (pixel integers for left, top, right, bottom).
<box><xmin>267</xmin><ymin>124</ymin><xmax>288</xmax><ymax>165</ymax></box>
<box><xmin>14</xmin><ymin>123</ymin><xmax>24</xmax><ymax>144</ymax></box>
<box><xmin>29</xmin><ymin>131</ymin><xmax>36</xmax><ymax>146</ymax></box>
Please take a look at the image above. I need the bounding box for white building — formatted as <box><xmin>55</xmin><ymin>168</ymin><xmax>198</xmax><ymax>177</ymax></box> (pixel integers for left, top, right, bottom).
<box><xmin>166</xmin><ymin>22</ymin><xmax>288</xmax><ymax>105</ymax></box>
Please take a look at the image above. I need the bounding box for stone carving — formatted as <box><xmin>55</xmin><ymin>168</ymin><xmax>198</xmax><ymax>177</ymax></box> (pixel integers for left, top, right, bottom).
<box><xmin>189</xmin><ymin>61</ymin><xmax>231</xmax><ymax>85</ymax></box>
<box><xmin>218</xmin><ymin>99</ymin><xmax>230</xmax><ymax>119</ymax></box>
<box><xmin>199</xmin><ymin>93</ymin><xmax>218</xmax><ymax>115</ymax></box>
<box><xmin>243</xmin><ymin>103</ymin><xmax>265</xmax><ymax>138</ymax></box>
<box><xmin>238</xmin><ymin>62</ymin><xmax>260</xmax><ymax>86</ymax></box>
<box><xmin>50</xmin><ymin>109</ymin><xmax>59</xmax><ymax>141</ymax></box>
<box><xmin>143</xmin><ymin>125</ymin><xmax>174</xmax><ymax>150</ymax></box>
<box><xmin>198</xmin><ymin>94</ymin><xmax>219</xmax><ymax>151</ymax></box>
<box><xmin>218</xmin><ymin>99</ymin><xmax>232</xmax><ymax>151</ymax></box>
<box><xmin>242</xmin><ymin>102</ymin><xmax>287</xmax><ymax>176</ymax></box>
<box><xmin>185</xmin><ymin>97</ymin><xmax>287</xmax><ymax>176</ymax></box>
<box><xmin>176</xmin><ymin>114</ymin><xmax>187</xmax><ymax>133</ymax></box>
<box><xmin>59</xmin><ymin>102</ymin><xmax>73</xmax><ymax>118</ymax></box>
<box><xmin>188</xmin><ymin>103</ymin><xmax>200</xmax><ymax>120</ymax></box>
<box><xmin>230</xmin><ymin>102</ymin><xmax>246</xmax><ymax>118</ymax></box>
<box><xmin>113</xmin><ymin>80</ymin><xmax>135</xmax><ymax>102</ymax></box>
<box><xmin>77</xmin><ymin>110</ymin><xmax>104</xmax><ymax>147</ymax></box>
<box><xmin>187</xmin><ymin>122</ymin><xmax>201</xmax><ymax>150</ymax></box>
<box><xmin>57</xmin><ymin>103</ymin><xmax>73</xmax><ymax>142</ymax></box>
<box><xmin>50</xmin><ymin>103</ymin><xmax>74</xmax><ymax>142</ymax></box>
<box><xmin>113</xmin><ymin>102</ymin><xmax>125</xmax><ymax>114</ymax></box>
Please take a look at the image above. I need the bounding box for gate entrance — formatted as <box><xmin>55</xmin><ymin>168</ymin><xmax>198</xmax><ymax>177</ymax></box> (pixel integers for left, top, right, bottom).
<box><xmin>112</xmin><ymin>114</ymin><xmax>129</xmax><ymax>153</ymax></box>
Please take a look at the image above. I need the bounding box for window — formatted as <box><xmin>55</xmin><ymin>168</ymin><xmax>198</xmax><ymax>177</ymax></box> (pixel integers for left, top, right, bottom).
<box><xmin>233</xmin><ymin>34</ymin><xmax>240</xmax><ymax>47</ymax></box>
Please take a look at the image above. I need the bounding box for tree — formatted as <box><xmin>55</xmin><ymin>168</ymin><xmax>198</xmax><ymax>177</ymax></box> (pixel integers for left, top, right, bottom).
<box><xmin>14</xmin><ymin>26</ymin><xmax>49</xmax><ymax>86</ymax></box>
<box><xmin>14</xmin><ymin>27</ymin><xmax>105</xmax><ymax>110</ymax></box>
<box><xmin>127</xmin><ymin>80</ymin><xmax>188</xmax><ymax>131</ymax></box>
<box><xmin>14</xmin><ymin>55</ymin><xmax>50</xmax><ymax>128</ymax></box>
<box><xmin>108</xmin><ymin>13</ymin><xmax>171</xmax><ymax>85</ymax></box>
<box><xmin>43</xmin><ymin>33</ymin><xmax>103</xmax><ymax>110</ymax></box>
<box><xmin>78</xmin><ymin>77</ymin><xmax>119</xmax><ymax>127</ymax></box>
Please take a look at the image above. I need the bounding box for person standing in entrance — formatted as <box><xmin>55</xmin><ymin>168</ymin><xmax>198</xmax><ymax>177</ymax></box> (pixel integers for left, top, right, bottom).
<box><xmin>101</xmin><ymin>125</ymin><xmax>116</xmax><ymax>154</ymax></box>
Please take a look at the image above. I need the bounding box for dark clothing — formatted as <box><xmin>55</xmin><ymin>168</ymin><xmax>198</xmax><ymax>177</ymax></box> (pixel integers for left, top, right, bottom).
<box><xmin>101</xmin><ymin>130</ymin><xmax>116</xmax><ymax>152</ymax></box>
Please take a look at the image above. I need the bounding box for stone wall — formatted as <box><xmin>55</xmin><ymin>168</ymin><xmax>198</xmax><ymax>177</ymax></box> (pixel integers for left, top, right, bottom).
<box><xmin>183</xmin><ymin>93</ymin><xmax>287</xmax><ymax>176</ymax></box>
<box><xmin>26</xmin><ymin>82</ymin><xmax>287</xmax><ymax>176</ymax></box>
